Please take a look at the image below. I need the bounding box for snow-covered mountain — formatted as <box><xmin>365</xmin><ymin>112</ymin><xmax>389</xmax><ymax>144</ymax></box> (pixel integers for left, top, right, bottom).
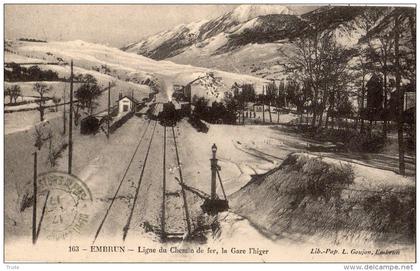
<box><xmin>122</xmin><ymin>5</ymin><xmax>298</xmax><ymax>60</ymax></box>
<box><xmin>122</xmin><ymin>5</ymin><xmax>396</xmax><ymax>81</ymax></box>
<box><xmin>229</xmin><ymin>5</ymin><xmax>297</xmax><ymax>22</ymax></box>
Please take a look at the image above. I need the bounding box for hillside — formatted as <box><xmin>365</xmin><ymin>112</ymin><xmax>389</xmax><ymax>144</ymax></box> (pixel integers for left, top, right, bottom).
<box><xmin>6</xmin><ymin>40</ymin><xmax>267</xmax><ymax>90</ymax></box>
<box><xmin>5</xmin><ymin>39</ymin><xmax>269</xmax><ymax>134</ymax></box>
<box><xmin>122</xmin><ymin>5</ymin><xmax>395</xmax><ymax>80</ymax></box>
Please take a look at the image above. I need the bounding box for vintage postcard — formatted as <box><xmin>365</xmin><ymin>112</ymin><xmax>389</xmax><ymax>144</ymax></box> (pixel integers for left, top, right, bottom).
<box><xmin>3</xmin><ymin>3</ymin><xmax>416</xmax><ymax>263</ymax></box>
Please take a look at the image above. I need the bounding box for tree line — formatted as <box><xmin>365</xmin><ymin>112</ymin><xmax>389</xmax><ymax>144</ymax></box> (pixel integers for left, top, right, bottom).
<box><xmin>5</xmin><ymin>63</ymin><xmax>60</xmax><ymax>82</ymax></box>
<box><xmin>279</xmin><ymin>7</ymin><xmax>415</xmax><ymax>174</ymax></box>
<box><xmin>6</xmin><ymin>73</ymin><xmax>103</xmax><ymax>131</ymax></box>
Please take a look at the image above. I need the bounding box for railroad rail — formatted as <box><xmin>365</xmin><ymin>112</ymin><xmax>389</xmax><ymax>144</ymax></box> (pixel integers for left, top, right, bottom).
<box><xmin>122</xmin><ymin>120</ymin><xmax>157</xmax><ymax>241</ymax></box>
<box><xmin>92</xmin><ymin>120</ymin><xmax>153</xmax><ymax>243</ymax></box>
<box><xmin>92</xmin><ymin>110</ymin><xmax>194</xmax><ymax>243</ymax></box>
<box><xmin>160</xmin><ymin>125</ymin><xmax>192</xmax><ymax>241</ymax></box>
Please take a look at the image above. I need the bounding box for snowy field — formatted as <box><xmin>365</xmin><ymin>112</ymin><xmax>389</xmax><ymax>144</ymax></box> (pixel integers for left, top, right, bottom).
<box><xmin>4</xmin><ymin>39</ymin><xmax>273</xmax><ymax>135</ymax></box>
<box><xmin>6</xmin><ymin>40</ymin><xmax>268</xmax><ymax>92</ymax></box>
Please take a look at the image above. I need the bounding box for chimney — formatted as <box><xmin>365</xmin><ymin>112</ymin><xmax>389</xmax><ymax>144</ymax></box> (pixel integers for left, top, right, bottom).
<box><xmin>119</xmin><ymin>92</ymin><xmax>122</xmax><ymax>100</ymax></box>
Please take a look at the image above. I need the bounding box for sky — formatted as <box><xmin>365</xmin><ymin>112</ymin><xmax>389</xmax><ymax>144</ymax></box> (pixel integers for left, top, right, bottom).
<box><xmin>5</xmin><ymin>4</ymin><xmax>318</xmax><ymax>48</ymax></box>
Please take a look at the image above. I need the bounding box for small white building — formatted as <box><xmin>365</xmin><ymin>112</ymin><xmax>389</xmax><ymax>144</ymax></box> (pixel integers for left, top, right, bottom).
<box><xmin>117</xmin><ymin>96</ymin><xmax>138</xmax><ymax>116</ymax></box>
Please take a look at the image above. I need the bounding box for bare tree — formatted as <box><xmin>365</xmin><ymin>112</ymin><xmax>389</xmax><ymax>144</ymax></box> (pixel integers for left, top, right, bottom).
<box><xmin>362</xmin><ymin>7</ymin><xmax>415</xmax><ymax>174</ymax></box>
<box><xmin>4</xmin><ymin>87</ymin><xmax>12</xmax><ymax>104</ymax></box>
<box><xmin>280</xmin><ymin>36</ymin><xmax>320</xmax><ymax>127</ymax></box>
<box><xmin>366</xmin><ymin>34</ymin><xmax>394</xmax><ymax>138</ymax></box>
<box><xmin>394</xmin><ymin>13</ymin><xmax>404</xmax><ymax>175</ymax></box>
<box><xmin>282</xmin><ymin>31</ymin><xmax>353</xmax><ymax>129</ymax></box>
<box><xmin>33</xmin><ymin>83</ymin><xmax>52</xmax><ymax>121</ymax></box>
<box><xmin>5</xmin><ymin>85</ymin><xmax>22</xmax><ymax>104</ymax></box>
<box><xmin>353</xmin><ymin>8</ymin><xmax>384</xmax><ymax>132</ymax></box>
<box><xmin>317</xmin><ymin>34</ymin><xmax>354</xmax><ymax>129</ymax></box>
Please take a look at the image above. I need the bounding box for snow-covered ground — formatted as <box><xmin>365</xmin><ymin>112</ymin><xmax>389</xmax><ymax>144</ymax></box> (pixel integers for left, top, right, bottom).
<box><xmin>5</xmin><ymin>99</ymin><xmax>55</xmax><ymax>111</ymax></box>
<box><xmin>6</xmin><ymin>40</ymin><xmax>268</xmax><ymax>91</ymax></box>
<box><xmin>5</xmin><ymin>110</ymin><xmax>62</xmax><ymax>135</ymax></box>
<box><xmin>4</xmin><ymin>39</ymin><xmax>271</xmax><ymax>135</ymax></box>
<box><xmin>5</xmin><ymin>115</ymin><xmax>414</xmax><ymax>261</ymax></box>
<box><xmin>177</xmin><ymin>120</ymin><xmax>415</xmax><ymax>197</ymax></box>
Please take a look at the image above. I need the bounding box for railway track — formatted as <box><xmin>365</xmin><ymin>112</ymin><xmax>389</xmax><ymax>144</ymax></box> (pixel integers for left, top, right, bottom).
<box><xmin>92</xmin><ymin>119</ymin><xmax>157</xmax><ymax>243</ymax></box>
<box><xmin>122</xmin><ymin>121</ymin><xmax>157</xmax><ymax>241</ymax></box>
<box><xmin>92</xmin><ymin>115</ymin><xmax>194</xmax><ymax>243</ymax></box>
<box><xmin>161</xmin><ymin>125</ymin><xmax>192</xmax><ymax>241</ymax></box>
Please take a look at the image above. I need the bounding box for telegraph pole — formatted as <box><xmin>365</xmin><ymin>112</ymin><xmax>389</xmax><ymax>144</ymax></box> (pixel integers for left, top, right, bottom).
<box><xmin>268</xmin><ymin>86</ymin><xmax>272</xmax><ymax>123</ymax></box>
<box><xmin>32</xmin><ymin>152</ymin><xmax>37</xmax><ymax>244</ymax></box>
<box><xmin>284</xmin><ymin>77</ymin><xmax>287</xmax><ymax>108</ymax></box>
<box><xmin>107</xmin><ymin>82</ymin><xmax>111</xmax><ymax>139</ymax></box>
<box><xmin>63</xmin><ymin>85</ymin><xmax>66</xmax><ymax>134</ymax></box>
<box><xmin>68</xmin><ymin>60</ymin><xmax>74</xmax><ymax>174</ymax></box>
<box><xmin>262</xmin><ymin>86</ymin><xmax>265</xmax><ymax>124</ymax></box>
<box><xmin>277</xmin><ymin>84</ymin><xmax>280</xmax><ymax>124</ymax></box>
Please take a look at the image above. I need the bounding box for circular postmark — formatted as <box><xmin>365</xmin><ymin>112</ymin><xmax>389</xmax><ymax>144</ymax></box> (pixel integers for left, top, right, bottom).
<box><xmin>35</xmin><ymin>171</ymin><xmax>92</xmax><ymax>240</ymax></box>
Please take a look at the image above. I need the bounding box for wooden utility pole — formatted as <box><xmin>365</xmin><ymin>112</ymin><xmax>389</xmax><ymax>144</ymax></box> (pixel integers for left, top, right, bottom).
<box><xmin>242</xmin><ymin>98</ymin><xmax>245</xmax><ymax>125</ymax></box>
<box><xmin>268</xmin><ymin>95</ymin><xmax>272</xmax><ymax>123</ymax></box>
<box><xmin>63</xmin><ymin>85</ymin><xmax>66</xmax><ymax>134</ymax></box>
<box><xmin>107</xmin><ymin>82</ymin><xmax>111</xmax><ymax>139</ymax></box>
<box><xmin>395</xmin><ymin>14</ymin><xmax>405</xmax><ymax>175</ymax></box>
<box><xmin>32</xmin><ymin>152</ymin><xmax>37</xmax><ymax>244</ymax></box>
<box><xmin>131</xmin><ymin>89</ymin><xmax>134</xmax><ymax>112</ymax></box>
<box><xmin>68</xmin><ymin>60</ymin><xmax>74</xmax><ymax>174</ymax></box>
<box><xmin>262</xmin><ymin>86</ymin><xmax>265</xmax><ymax>124</ymax></box>
<box><xmin>277</xmin><ymin>85</ymin><xmax>280</xmax><ymax>124</ymax></box>
<box><xmin>284</xmin><ymin>77</ymin><xmax>287</xmax><ymax>108</ymax></box>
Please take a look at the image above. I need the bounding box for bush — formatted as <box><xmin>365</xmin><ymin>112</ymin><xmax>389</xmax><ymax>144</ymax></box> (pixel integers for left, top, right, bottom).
<box><xmin>188</xmin><ymin>114</ymin><xmax>209</xmax><ymax>133</ymax></box>
<box><xmin>361</xmin><ymin>189</ymin><xmax>415</xmax><ymax>242</ymax></box>
<box><xmin>294</xmin><ymin>125</ymin><xmax>386</xmax><ymax>153</ymax></box>
<box><xmin>192</xmin><ymin>98</ymin><xmax>237</xmax><ymax>124</ymax></box>
<box><xmin>347</xmin><ymin>132</ymin><xmax>385</xmax><ymax>152</ymax></box>
<box><xmin>283</xmin><ymin>155</ymin><xmax>354</xmax><ymax>201</ymax></box>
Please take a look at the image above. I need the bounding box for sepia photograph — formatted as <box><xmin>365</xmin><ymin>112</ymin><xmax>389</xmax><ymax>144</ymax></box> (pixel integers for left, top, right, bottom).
<box><xmin>2</xmin><ymin>2</ymin><xmax>417</xmax><ymax>265</ymax></box>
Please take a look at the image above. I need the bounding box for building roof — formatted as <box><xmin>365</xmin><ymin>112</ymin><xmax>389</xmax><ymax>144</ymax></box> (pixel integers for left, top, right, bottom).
<box><xmin>117</xmin><ymin>95</ymin><xmax>141</xmax><ymax>104</ymax></box>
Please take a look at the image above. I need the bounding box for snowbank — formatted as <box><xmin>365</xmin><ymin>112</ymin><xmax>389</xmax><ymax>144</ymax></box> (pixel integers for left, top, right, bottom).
<box><xmin>230</xmin><ymin>153</ymin><xmax>415</xmax><ymax>247</ymax></box>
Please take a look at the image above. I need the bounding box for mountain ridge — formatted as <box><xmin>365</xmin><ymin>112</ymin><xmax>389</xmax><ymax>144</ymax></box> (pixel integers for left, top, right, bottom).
<box><xmin>121</xmin><ymin>5</ymin><xmax>299</xmax><ymax>59</ymax></box>
<box><xmin>121</xmin><ymin>5</ymin><xmax>399</xmax><ymax>81</ymax></box>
